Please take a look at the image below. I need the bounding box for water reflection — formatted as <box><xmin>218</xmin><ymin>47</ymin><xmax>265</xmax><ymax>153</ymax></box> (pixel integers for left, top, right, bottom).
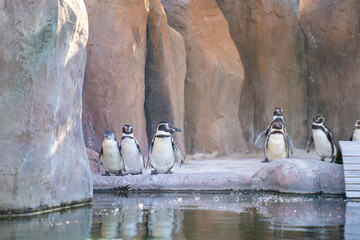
<box><xmin>0</xmin><ymin>192</ymin><xmax>357</xmax><ymax>239</ymax></box>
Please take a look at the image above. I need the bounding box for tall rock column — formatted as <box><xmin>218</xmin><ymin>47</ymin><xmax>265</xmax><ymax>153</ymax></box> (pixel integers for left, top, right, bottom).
<box><xmin>161</xmin><ymin>0</ymin><xmax>246</xmax><ymax>156</ymax></box>
<box><xmin>216</xmin><ymin>0</ymin><xmax>308</xmax><ymax>148</ymax></box>
<box><xmin>83</xmin><ymin>0</ymin><xmax>149</xmax><ymax>151</ymax></box>
<box><xmin>145</xmin><ymin>0</ymin><xmax>186</xmax><ymax>153</ymax></box>
<box><xmin>300</xmin><ymin>0</ymin><xmax>360</xmax><ymax>141</ymax></box>
<box><xmin>0</xmin><ymin>0</ymin><xmax>92</xmax><ymax>213</ymax></box>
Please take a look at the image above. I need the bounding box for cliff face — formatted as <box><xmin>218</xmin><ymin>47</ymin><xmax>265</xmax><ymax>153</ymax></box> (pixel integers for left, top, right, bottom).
<box><xmin>216</xmin><ymin>0</ymin><xmax>308</xmax><ymax>148</ymax></box>
<box><xmin>300</xmin><ymin>0</ymin><xmax>360</xmax><ymax>142</ymax></box>
<box><xmin>161</xmin><ymin>0</ymin><xmax>246</xmax><ymax>155</ymax></box>
<box><xmin>0</xmin><ymin>0</ymin><xmax>92</xmax><ymax>213</ymax></box>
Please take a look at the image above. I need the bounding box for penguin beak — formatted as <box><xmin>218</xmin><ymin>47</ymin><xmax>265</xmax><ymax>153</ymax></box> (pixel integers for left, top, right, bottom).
<box><xmin>173</xmin><ymin>126</ymin><xmax>181</xmax><ymax>132</ymax></box>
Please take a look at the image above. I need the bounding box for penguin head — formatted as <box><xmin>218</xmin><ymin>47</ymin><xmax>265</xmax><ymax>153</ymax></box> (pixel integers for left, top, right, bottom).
<box><xmin>104</xmin><ymin>130</ymin><xmax>116</xmax><ymax>140</ymax></box>
<box><xmin>122</xmin><ymin>124</ymin><xmax>133</xmax><ymax>134</ymax></box>
<box><xmin>314</xmin><ymin>115</ymin><xmax>324</xmax><ymax>124</ymax></box>
<box><xmin>156</xmin><ymin>121</ymin><xmax>181</xmax><ymax>135</ymax></box>
<box><xmin>273</xmin><ymin>108</ymin><xmax>283</xmax><ymax>117</ymax></box>
<box><xmin>271</xmin><ymin>121</ymin><xmax>283</xmax><ymax>130</ymax></box>
<box><xmin>356</xmin><ymin>120</ymin><xmax>360</xmax><ymax>127</ymax></box>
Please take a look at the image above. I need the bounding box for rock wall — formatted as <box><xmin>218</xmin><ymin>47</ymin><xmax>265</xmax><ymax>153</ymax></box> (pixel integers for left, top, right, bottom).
<box><xmin>83</xmin><ymin>0</ymin><xmax>149</xmax><ymax>152</ymax></box>
<box><xmin>300</xmin><ymin>0</ymin><xmax>360</xmax><ymax>142</ymax></box>
<box><xmin>145</xmin><ymin>0</ymin><xmax>186</xmax><ymax>152</ymax></box>
<box><xmin>0</xmin><ymin>0</ymin><xmax>92</xmax><ymax>213</ymax></box>
<box><xmin>161</xmin><ymin>0</ymin><xmax>247</xmax><ymax>156</ymax></box>
<box><xmin>216</xmin><ymin>0</ymin><xmax>308</xmax><ymax>148</ymax></box>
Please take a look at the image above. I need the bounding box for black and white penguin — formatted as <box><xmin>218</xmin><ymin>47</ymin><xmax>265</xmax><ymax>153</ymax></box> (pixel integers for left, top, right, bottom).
<box><xmin>120</xmin><ymin>124</ymin><xmax>145</xmax><ymax>175</ymax></box>
<box><xmin>263</xmin><ymin>121</ymin><xmax>289</xmax><ymax>163</ymax></box>
<box><xmin>97</xmin><ymin>130</ymin><xmax>125</xmax><ymax>176</ymax></box>
<box><xmin>148</xmin><ymin>121</ymin><xmax>184</xmax><ymax>174</ymax></box>
<box><xmin>255</xmin><ymin>107</ymin><xmax>294</xmax><ymax>156</ymax></box>
<box><xmin>350</xmin><ymin>119</ymin><xmax>360</xmax><ymax>141</ymax></box>
<box><xmin>306</xmin><ymin>115</ymin><xmax>336</xmax><ymax>163</ymax></box>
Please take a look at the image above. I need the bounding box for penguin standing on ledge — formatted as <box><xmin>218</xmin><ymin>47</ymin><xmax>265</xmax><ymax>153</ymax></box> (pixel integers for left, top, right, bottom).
<box><xmin>255</xmin><ymin>107</ymin><xmax>294</xmax><ymax>158</ymax></box>
<box><xmin>350</xmin><ymin>119</ymin><xmax>360</xmax><ymax>141</ymax></box>
<box><xmin>120</xmin><ymin>124</ymin><xmax>145</xmax><ymax>175</ymax></box>
<box><xmin>148</xmin><ymin>121</ymin><xmax>184</xmax><ymax>174</ymax></box>
<box><xmin>264</xmin><ymin>121</ymin><xmax>289</xmax><ymax>163</ymax></box>
<box><xmin>97</xmin><ymin>130</ymin><xmax>125</xmax><ymax>176</ymax></box>
<box><xmin>306</xmin><ymin>115</ymin><xmax>336</xmax><ymax>163</ymax></box>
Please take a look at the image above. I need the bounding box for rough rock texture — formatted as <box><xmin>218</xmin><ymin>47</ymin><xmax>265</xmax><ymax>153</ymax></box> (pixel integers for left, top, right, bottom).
<box><xmin>83</xmin><ymin>0</ymin><xmax>149</xmax><ymax>152</ymax></box>
<box><xmin>145</xmin><ymin>0</ymin><xmax>186</xmax><ymax>153</ymax></box>
<box><xmin>93</xmin><ymin>152</ymin><xmax>345</xmax><ymax>194</ymax></box>
<box><xmin>252</xmin><ymin>159</ymin><xmax>345</xmax><ymax>194</ymax></box>
<box><xmin>0</xmin><ymin>0</ymin><xmax>92</xmax><ymax>213</ymax></box>
<box><xmin>161</xmin><ymin>0</ymin><xmax>246</xmax><ymax>156</ymax></box>
<box><xmin>216</xmin><ymin>0</ymin><xmax>307</xmax><ymax>148</ymax></box>
<box><xmin>300</xmin><ymin>0</ymin><xmax>360</xmax><ymax>142</ymax></box>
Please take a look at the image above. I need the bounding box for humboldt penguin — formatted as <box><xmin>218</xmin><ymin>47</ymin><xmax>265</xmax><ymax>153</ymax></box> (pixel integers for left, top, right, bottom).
<box><xmin>306</xmin><ymin>115</ymin><xmax>336</xmax><ymax>163</ymax></box>
<box><xmin>148</xmin><ymin>121</ymin><xmax>184</xmax><ymax>174</ymax></box>
<box><xmin>350</xmin><ymin>119</ymin><xmax>360</xmax><ymax>141</ymax></box>
<box><xmin>254</xmin><ymin>107</ymin><xmax>294</xmax><ymax>155</ymax></box>
<box><xmin>120</xmin><ymin>124</ymin><xmax>145</xmax><ymax>175</ymax></box>
<box><xmin>97</xmin><ymin>130</ymin><xmax>125</xmax><ymax>176</ymax></box>
<box><xmin>263</xmin><ymin>121</ymin><xmax>289</xmax><ymax>163</ymax></box>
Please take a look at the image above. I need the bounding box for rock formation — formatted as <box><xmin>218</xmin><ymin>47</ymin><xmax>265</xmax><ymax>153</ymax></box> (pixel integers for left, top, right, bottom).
<box><xmin>216</xmin><ymin>0</ymin><xmax>308</xmax><ymax>149</ymax></box>
<box><xmin>0</xmin><ymin>0</ymin><xmax>92</xmax><ymax>213</ymax></box>
<box><xmin>300</xmin><ymin>0</ymin><xmax>360</xmax><ymax>142</ymax></box>
<box><xmin>83</xmin><ymin>0</ymin><xmax>149</xmax><ymax>152</ymax></box>
<box><xmin>161</xmin><ymin>0</ymin><xmax>246</xmax><ymax>156</ymax></box>
<box><xmin>145</xmin><ymin>0</ymin><xmax>186</xmax><ymax>153</ymax></box>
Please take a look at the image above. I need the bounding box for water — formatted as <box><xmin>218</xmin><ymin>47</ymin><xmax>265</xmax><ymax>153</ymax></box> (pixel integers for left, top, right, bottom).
<box><xmin>0</xmin><ymin>192</ymin><xmax>358</xmax><ymax>239</ymax></box>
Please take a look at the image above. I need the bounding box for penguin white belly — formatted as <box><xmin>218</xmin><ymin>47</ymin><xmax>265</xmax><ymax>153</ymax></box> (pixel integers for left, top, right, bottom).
<box><xmin>353</xmin><ymin>129</ymin><xmax>360</xmax><ymax>141</ymax></box>
<box><xmin>151</xmin><ymin>137</ymin><xmax>174</xmax><ymax>173</ymax></box>
<box><xmin>265</xmin><ymin>134</ymin><xmax>286</xmax><ymax>161</ymax></box>
<box><xmin>121</xmin><ymin>139</ymin><xmax>143</xmax><ymax>174</ymax></box>
<box><xmin>312</xmin><ymin>129</ymin><xmax>332</xmax><ymax>158</ymax></box>
<box><xmin>102</xmin><ymin>140</ymin><xmax>122</xmax><ymax>174</ymax></box>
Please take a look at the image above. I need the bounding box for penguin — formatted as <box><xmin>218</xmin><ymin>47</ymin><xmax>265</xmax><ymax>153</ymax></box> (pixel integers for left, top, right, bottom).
<box><xmin>350</xmin><ymin>119</ymin><xmax>360</xmax><ymax>141</ymax></box>
<box><xmin>306</xmin><ymin>115</ymin><xmax>336</xmax><ymax>163</ymax></box>
<box><xmin>120</xmin><ymin>124</ymin><xmax>145</xmax><ymax>175</ymax></box>
<box><xmin>97</xmin><ymin>130</ymin><xmax>125</xmax><ymax>176</ymax></box>
<box><xmin>148</xmin><ymin>121</ymin><xmax>184</xmax><ymax>174</ymax></box>
<box><xmin>263</xmin><ymin>121</ymin><xmax>289</xmax><ymax>163</ymax></box>
<box><xmin>254</xmin><ymin>107</ymin><xmax>294</xmax><ymax>155</ymax></box>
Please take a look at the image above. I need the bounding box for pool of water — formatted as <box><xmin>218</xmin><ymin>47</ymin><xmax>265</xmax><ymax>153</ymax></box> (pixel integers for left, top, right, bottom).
<box><xmin>0</xmin><ymin>192</ymin><xmax>359</xmax><ymax>239</ymax></box>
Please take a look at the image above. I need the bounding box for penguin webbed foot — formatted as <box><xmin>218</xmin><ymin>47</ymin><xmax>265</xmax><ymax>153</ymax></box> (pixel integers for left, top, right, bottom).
<box><xmin>165</xmin><ymin>169</ymin><xmax>173</xmax><ymax>174</ymax></box>
<box><xmin>330</xmin><ymin>156</ymin><xmax>335</xmax><ymax>163</ymax></box>
<box><xmin>151</xmin><ymin>170</ymin><xmax>158</xmax><ymax>175</ymax></box>
<box><xmin>261</xmin><ymin>158</ymin><xmax>269</xmax><ymax>163</ymax></box>
<box><xmin>321</xmin><ymin>157</ymin><xmax>325</xmax><ymax>162</ymax></box>
<box><xmin>101</xmin><ymin>171</ymin><xmax>110</xmax><ymax>176</ymax></box>
<box><xmin>117</xmin><ymin>170</ymin><xmax>128</xmax><ymax>176</ymax></box>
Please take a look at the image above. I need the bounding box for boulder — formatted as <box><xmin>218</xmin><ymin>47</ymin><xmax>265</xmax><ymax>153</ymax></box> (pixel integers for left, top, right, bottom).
<box><xmin>216</xmin><ymin>0</ymin><xmax>308</xmax><ymax>148</ymax></box>
<box><xmin>83</xmin><ymin>0</ymin><xmax>149</xmax><ymax>152</ymax></box>
<box><xmin>252</xmin><ymin>159</ymin><xmax>345</xmax><ymax>194</ymax></box>
<box><xmin>299</xmin><ymin>0</ymin><xmax>360</xmax><ymax>141</ymax></box>
<box><xmin>145</xmin><ymin>0</ymin><xmax>186</xmax><ymax>153</ymax></box>
<box><xmin>0</xmin><ymin>0</ymin><xmax>92</xmax><ymax>213</ymax></box>
<box><xmin>161</xmin><ymin>0</ymin><xmax>246</xmax><ymax>156</ymax></box>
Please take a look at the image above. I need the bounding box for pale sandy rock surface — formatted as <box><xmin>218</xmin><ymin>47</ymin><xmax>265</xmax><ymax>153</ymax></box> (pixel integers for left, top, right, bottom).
<box><xmin>0</xmin><ymin>0</ymin><xmax>92</xmax><ymax>213</ymax></box>
<box><xmin>161</xmin><ymin>0</ymin><xmax>247</xmax><ymax>155</ymax></box>
<box><xmin>92</xmin><ymin>150</ymin><xmax>345</xmax><ymax>194</ymax></box>
<box><xmin>83</xmin><ymin>0</ymin><xmax>149</xmax><ymax>152</ymax></box>
<box><xmin>145</xmin><ymin>0</ymin><xmax>186</xmax><ymax>153</ymax></box>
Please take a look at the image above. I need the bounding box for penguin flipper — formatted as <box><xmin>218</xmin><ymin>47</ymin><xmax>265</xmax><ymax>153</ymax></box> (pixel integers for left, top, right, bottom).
<box><xmin>285</xmin><ymin>134</ymin><xmax>295</xmax><ymax>154</ymax></box>
<box><xmin>254</xmin><ymin>130</ymin><xmax>267</xmax><ymax>149</ymax></box>
<box><xmin>97</xmin><ymin>148</ymin><xmax>103</xmax><ymax>172</ymax></box>
<box><xmin>306</xmin><ymin>136</ymin><xmax>313</xmax><ymax>153</ymax></box>
<box><xmin>172</xmin><ymin>140</ymin><xmax>184</xmax><ymax>167</ymax></box>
